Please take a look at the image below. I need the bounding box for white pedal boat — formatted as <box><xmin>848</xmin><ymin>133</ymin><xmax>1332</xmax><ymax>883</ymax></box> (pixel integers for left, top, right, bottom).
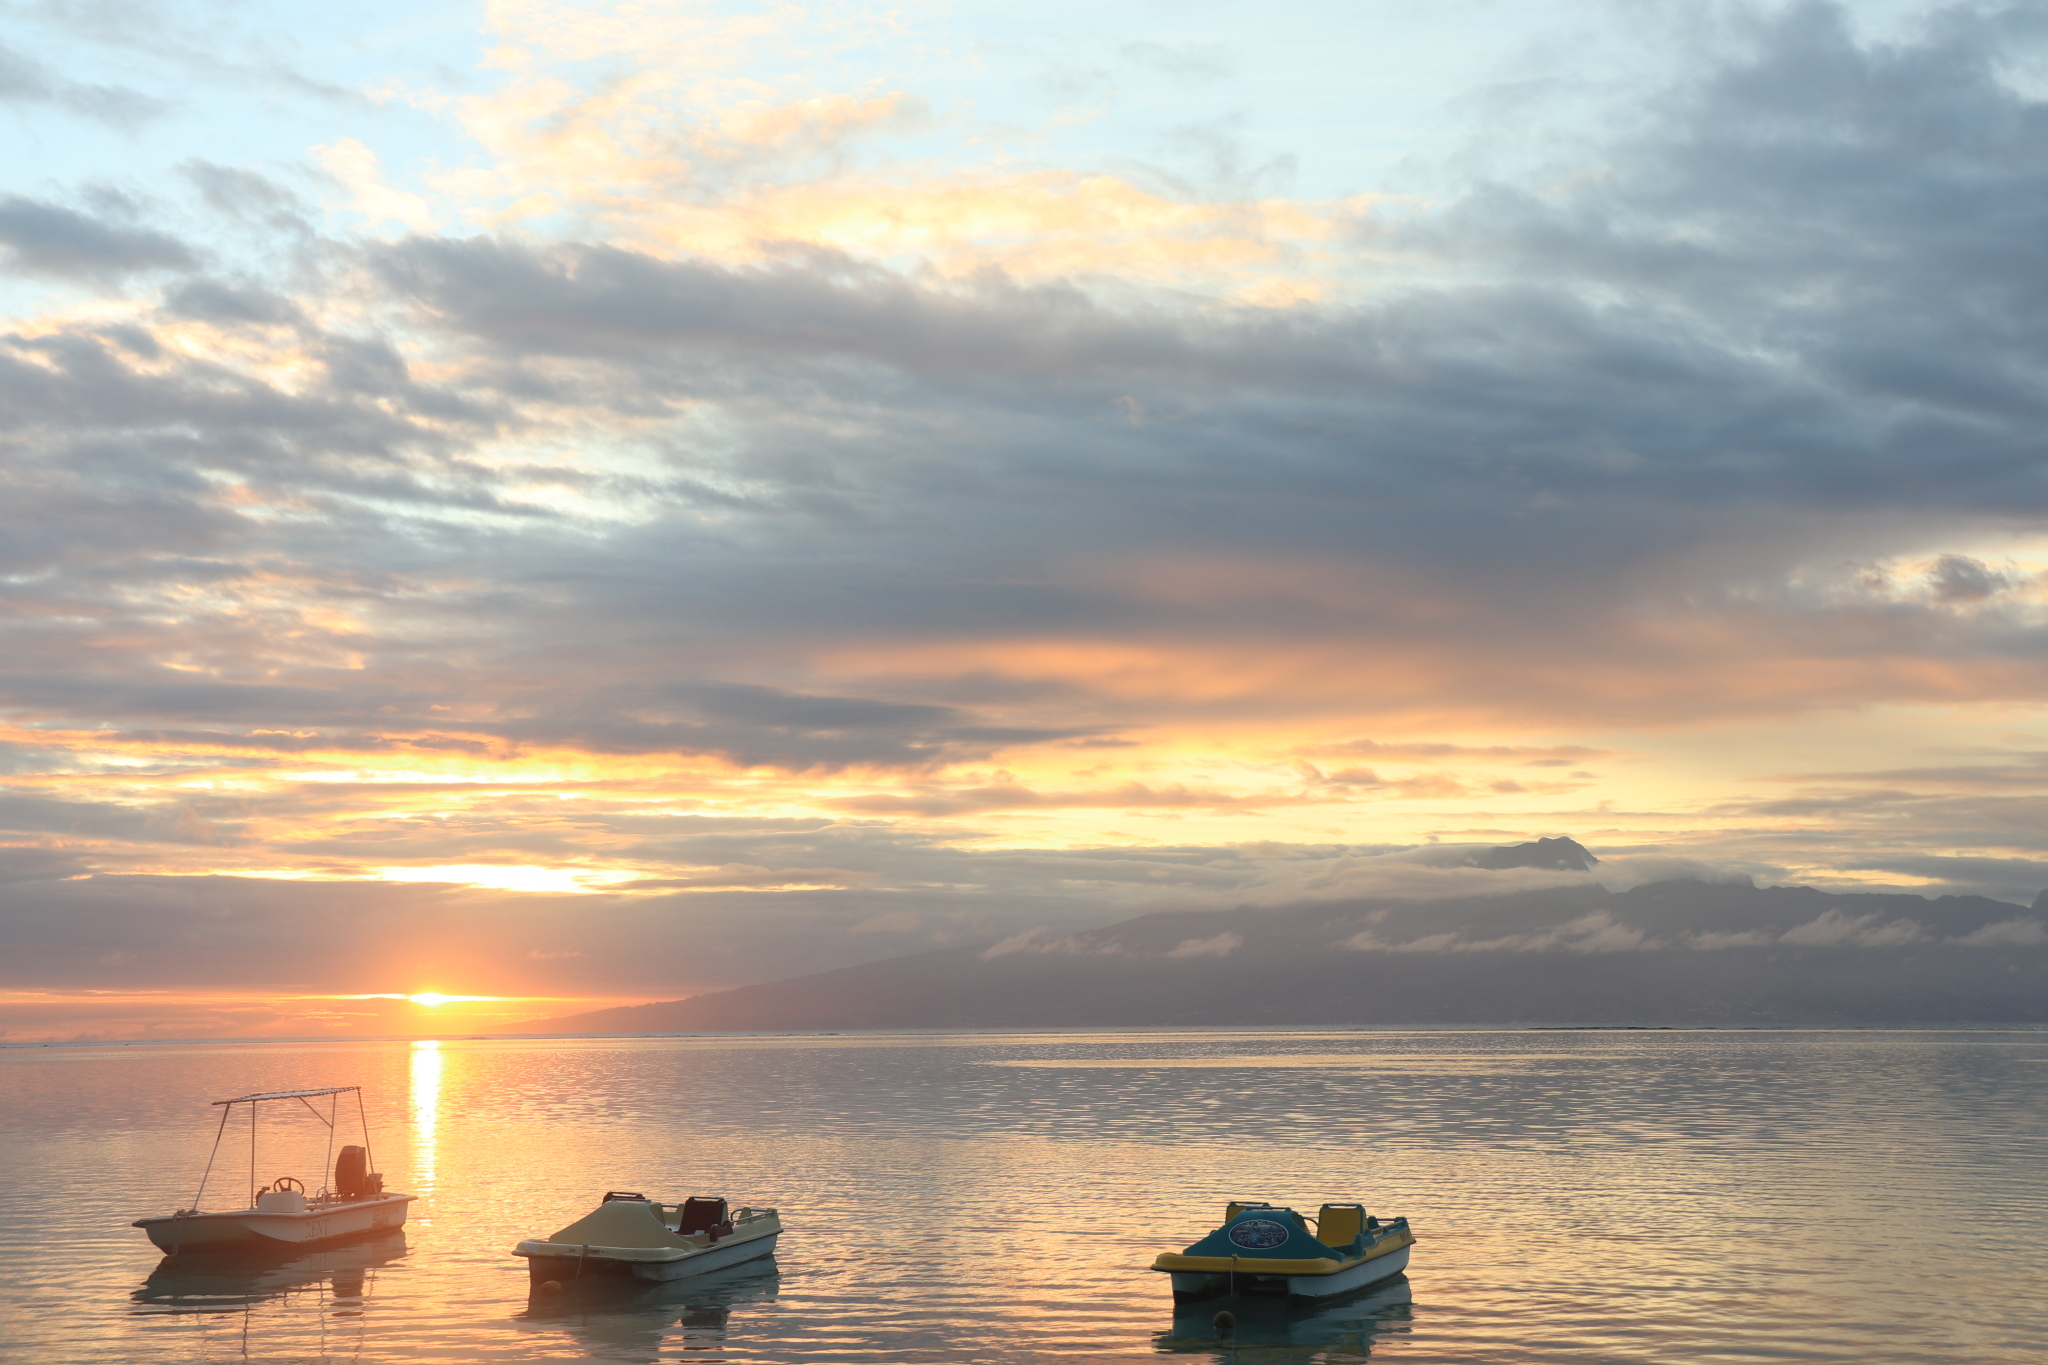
<box><xmin>515</xmin><ymin>1192</ymin><xmax>781</xmax><ymax>1286</ymax></box>
<box><xmin>133</xmin><ymin>1085</ymin><xmax>416</xmax><ymax>1255</ymax></box>
<box><xmin>1152</xmin><ymin>1201</ymin><xmax>1414</xmax><ymax>1301</ymax></box>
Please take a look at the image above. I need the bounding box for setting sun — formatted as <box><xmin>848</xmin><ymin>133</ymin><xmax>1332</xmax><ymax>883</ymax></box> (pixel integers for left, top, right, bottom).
<box><xmin>3</xmin><ymin>1</ymin><xmax>2045</xmax><ymax>1360</ymax></box>
<box><xmin>0</xmin><ymin>0</ymin><xmax>2044</xmax><ymax>1048</ymax></box>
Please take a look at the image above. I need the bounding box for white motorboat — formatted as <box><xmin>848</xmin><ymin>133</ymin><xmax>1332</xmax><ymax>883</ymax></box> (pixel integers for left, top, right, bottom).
<box><xmin>515</xmin><ymin>1191</ymin><xmax>781</xmax><ymax>1286</ymax></box>
<box><xmin>133</xmin><ymin>1229</ymin><xmax>410</xmax><ymax>1308</ymax></box>
<box><xmin>133</xmin><ymin>1085</ymin><xmax>416</xmax><ymax>1255</ymax></box>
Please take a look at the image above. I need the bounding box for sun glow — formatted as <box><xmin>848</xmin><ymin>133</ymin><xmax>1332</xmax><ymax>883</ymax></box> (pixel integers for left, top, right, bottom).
<box><xmin>338</xmin><ymin>993</ymin><xmax>505</xmax><ymax>1006</ymax></box>
<box><xmin>0</xmin><ymin>992</ymin><xmax>652</xmax><ymax>1043</ymax></box>
<box><xmin>370</xmin><ymin>864</ymin><xmax>640</xmax><ymax>895</ymax></box>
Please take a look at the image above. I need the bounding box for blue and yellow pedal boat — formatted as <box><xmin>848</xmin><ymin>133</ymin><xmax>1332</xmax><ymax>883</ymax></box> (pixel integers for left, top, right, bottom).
<box><xmin>1151</xmin><ymin>1201</ymin><xmax>1413</xmax><ymax>1301</ymax></box>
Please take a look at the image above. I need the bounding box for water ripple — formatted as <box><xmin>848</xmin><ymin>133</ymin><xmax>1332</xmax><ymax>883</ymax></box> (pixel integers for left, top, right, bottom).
<box><xmin>0</xmin><ymin>1030</ymin><xmax>2043</xmax><ymax>1362</ymax></box>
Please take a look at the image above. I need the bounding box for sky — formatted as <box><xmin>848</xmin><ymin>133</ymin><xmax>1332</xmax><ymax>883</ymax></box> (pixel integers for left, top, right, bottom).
<box><xmin>4</xmin><ymin>0</ymin><xmax>2048</xmax><ymax>1041</ymax></box>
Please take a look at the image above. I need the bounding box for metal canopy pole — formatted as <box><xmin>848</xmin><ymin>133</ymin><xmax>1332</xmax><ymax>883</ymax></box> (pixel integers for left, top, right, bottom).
<box><xmin>356</xmin><ymin>1088</ymin><xmax>374</xmax><ymax>1185</ymax></box>
<box><xmin>291</xmin><ymin>1092</ymin><xmax>338</xmax><ymax>1199</ymax></box>
<box><xmin>196</xmin><ymin>1086</ymin><xmax>364</xmax><ymax>1208</ymax></box>
<box><xmin>190</xmin><ymin>1103</ymin><xmax>231</xmax><ymax>1212</ymax></box>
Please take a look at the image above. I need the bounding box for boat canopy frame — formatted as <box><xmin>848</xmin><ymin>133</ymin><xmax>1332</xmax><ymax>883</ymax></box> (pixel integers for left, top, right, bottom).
<box><xmin>213</xmin><ymin>1085</ymin><xmax>363</xmax><ymax>1105</ymax></box>
<box><xmin>187</xmin><ymin>1085</ymin><xmax>377</xmax><ymax>1214</ymax></box>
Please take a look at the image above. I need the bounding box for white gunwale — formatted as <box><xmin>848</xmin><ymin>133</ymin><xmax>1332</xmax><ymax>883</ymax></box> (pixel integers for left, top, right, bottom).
<box><xmin>515</xmin><ymin>1198</ymin><xmax>782</xmax><ymax>1283</ymax></box>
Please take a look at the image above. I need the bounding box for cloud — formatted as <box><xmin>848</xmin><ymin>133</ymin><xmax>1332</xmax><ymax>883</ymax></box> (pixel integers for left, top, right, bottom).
<box><xmin>1595</xmin><ymin>856</ymin><xmax>1756</xmax><ymax>889</ymax></box>
<box><xmin>162</xmin><ymin>279</ymin><xmax>305</xmax><ymax>327</ymax></box>
<box><xmin>1225</xmin><ymin>846</ymin><xmax>1609</xmax><ymax>905</ymax></box>
<box><xmin>707</xmin><ymin>92</ymin><xmax>933</xmax><ymax>167</ymax></box>
<box><xmin>12</xmin><ymin>2</ymin><xmax>2048</xmax><ymax>1034</ymax></box>
<box><xmin>0</xmin><ymin>196</ymin><xmax>196</xmax><ymax>279</ymax></box>
<box><xmin>830</xmin><ymin>780</ymin><xmax>1265</xmax><ymax>816</ymax></box>
<box><xmin>1166</xmin><ymin>931</ymin><xmax>1241</xmax><ymax>958</ymax></box>
<box><xmin>976</xmin><ymin>924</ymin><xmax>1135</xmax><ymax>959</ymax></box>
<box><xmin>1781</xmin><ymin>909</ymin><xmax>1927</xmax><ymax>947</ymax></box>
<box><xmin>178</xmin><ymin>160</ymin><xmax>312</xmax><ymax>229</ymax></box>
<box><xmin>980</xmin><ymin>927</ymin><xmax>1048</xmax><ymax>960</ymax></box>
<box><xmin>446</xmin><ymin>4</ymin><xmax>1334</xmax><ymax>288</ymax></box>
<box><xmin>1309</xmin><ymin>740</ymin><xmax>1615</xmax><ymax>764</ymax></box>
<box><xmin>1948</xmin><ymin>917</ymin><xmax>2047</xmax><ymax>948</ymax></box>
<box><xmin>0</xmin><ymin>41</ymin><xmax>167</xmax><ymax>127</ymax></box>
<box><xmin>1341</xmin><ymin>910</ymin><xmax>1654</xmax><ymax>954</ymax></box>
<box><xmin>1685</xmin><ymin>929</ymin><xmax>1777</xmax><ymax>950</ymax></box>
<box><xmin>1925</xmin><ymin>554</ymin><xmax>2013</xmax><ymax>603</ymax></box>
<box><xmin>1442</xmin><ymin>903</ymin><xmax>2048</xmax><ymax>954</ymax></box>
<box><xmin>316</xmin><ymin>139</ymin><xmax>438</xmax><ymax>234</ymax></box>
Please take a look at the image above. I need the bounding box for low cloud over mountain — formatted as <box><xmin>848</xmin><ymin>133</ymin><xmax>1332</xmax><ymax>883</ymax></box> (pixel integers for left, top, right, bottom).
<box><xmin>523</xmin><ymin>846</ymin><xmax>2048</xmax><ymax>1031</ymax></box>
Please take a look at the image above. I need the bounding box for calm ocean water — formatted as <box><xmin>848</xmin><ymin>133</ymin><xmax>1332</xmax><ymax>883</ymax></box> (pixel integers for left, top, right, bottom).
<box><xmin>0</xmin><ymin>1030</ymin><xmax>2043</xmax><ymax>1363</ymax></box>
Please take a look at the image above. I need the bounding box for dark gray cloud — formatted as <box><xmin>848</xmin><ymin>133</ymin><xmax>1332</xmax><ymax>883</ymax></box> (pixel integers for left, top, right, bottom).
<box><xmin>502</xmin><ymin>682</ymin><xmax>1095</xmax><ymax>770</ymax></box>
<box><xmin>1927</xmin><ymin>553</ymin><xmax>2012</xmax><ymax>601</ymax></box>
<box><xmin>177</xmin><ymin>160</ymin><xmax>307</xmax><ymax>220</ymax></box>
<box><xmin>172</xmin><ymin>162</ymin><xmax>318</xmax><ymax>265</ymax></box>
<box><xmin>0</xmin><ymin>195</ymin><xmax>195</xmax><ymax>278</ymax></box>
<box><xmin>162</xmin><ymin>278</ymin><xmax>303</xmax><ymax>327</ymax></box>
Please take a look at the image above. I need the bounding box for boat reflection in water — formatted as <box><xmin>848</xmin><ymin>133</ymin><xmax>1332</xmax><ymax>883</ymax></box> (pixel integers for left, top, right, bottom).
<box><xmin>131</xmin><ymin>1229</ymin><xmax>409</xmax><ymax>1313</ymax></box>
<box><xmin>1155</xmin><ymin>1275</ymin><xmax>1413</xmax><ymax>1360</ymax></box>
<box><xmin>516</xmin><ymin>1257</ymin><xmax>780</xmax><ymax>1358</ymax></box>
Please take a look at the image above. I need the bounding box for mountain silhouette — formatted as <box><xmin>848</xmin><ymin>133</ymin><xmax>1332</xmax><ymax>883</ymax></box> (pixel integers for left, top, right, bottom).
<box><xmin>1468</xmin><ymin>836</ymin><xmax>1598</xmax><ymax>871</ymax></box>
<box><xmin>520</xmin><ymin>844</ymin><xmax>2048</xmax><ymax>1032</ymax></box>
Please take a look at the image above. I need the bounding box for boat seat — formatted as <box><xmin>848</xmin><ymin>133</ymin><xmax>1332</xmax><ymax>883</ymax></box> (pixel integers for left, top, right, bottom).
<box><xmin>1316</xmin><ymin>1204</ymin><xmax>1364</xmax><ymax>1247</ymax></box>
<box><xmin>678</xmin><ymin>1197</ymin><xmax>729</xmax><ymax>1236</ymax></box>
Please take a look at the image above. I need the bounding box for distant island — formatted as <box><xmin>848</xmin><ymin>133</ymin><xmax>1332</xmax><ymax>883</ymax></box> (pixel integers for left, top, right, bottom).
<box><xmin>517</xmin><ymin>839</ymin><xmax>2048</xmax><ymax>1032</ymax></box>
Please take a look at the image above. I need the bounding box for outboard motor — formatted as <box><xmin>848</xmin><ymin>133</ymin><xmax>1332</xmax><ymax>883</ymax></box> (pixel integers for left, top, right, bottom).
<box><xmin>335</xmin><ymin>1144</ymin><xmax>382</xmax><ymax>1200</ymax></box>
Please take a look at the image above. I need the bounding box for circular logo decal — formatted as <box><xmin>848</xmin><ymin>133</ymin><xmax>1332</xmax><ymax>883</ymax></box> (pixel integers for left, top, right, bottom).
<box><xmin>1227</xmin><ymin>1218</ymin><xmax>1290</xmax><ymax>1250</ymax></box>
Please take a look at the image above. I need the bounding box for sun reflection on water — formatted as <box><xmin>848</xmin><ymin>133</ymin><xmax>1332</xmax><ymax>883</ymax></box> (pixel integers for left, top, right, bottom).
<box><xmin>6</xmin><ymin>1032</ymin><xmax>2047</xmax><ymax>1363</ymax></box>
<box><xmin>410</xmin><ymin>1040</ymin><xmax>442</xmax><ymax>1197</ymax></box>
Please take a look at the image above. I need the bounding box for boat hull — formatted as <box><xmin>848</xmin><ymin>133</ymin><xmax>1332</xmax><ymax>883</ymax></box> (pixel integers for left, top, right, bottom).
<box><xmin>135</xmin><ymin>1195</ymin><xmax>416</xmax><ymax>1254</ymax></box>
<box><xmin>135</xmin><ymin>1230</ymin><xmax>410</xmax><ymax>1306</ymax></box>
<box><xmin>521</xmin><ymin>1230</ymin><xmax>779</xmax><ymax>1284</ymax></box>
<box><xmin>1168</xmin><ymin>1245</ymin><xmax>1409</xmax><ymax>1301</ymax></box>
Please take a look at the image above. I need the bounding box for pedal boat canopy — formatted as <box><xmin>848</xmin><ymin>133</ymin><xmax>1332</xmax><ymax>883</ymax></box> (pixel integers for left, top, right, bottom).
<box><xmin>1151</xmin><ymin>1202</ymin><xmax>1414</xmax><ymax>1301</ymax></box>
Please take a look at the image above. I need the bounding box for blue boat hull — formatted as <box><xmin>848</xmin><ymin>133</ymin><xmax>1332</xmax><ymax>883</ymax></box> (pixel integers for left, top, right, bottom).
<box><xmin>1168</xmin><ymin>1244</ymin><xmax>1409</xmax><ymax>1301</ymax></box>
